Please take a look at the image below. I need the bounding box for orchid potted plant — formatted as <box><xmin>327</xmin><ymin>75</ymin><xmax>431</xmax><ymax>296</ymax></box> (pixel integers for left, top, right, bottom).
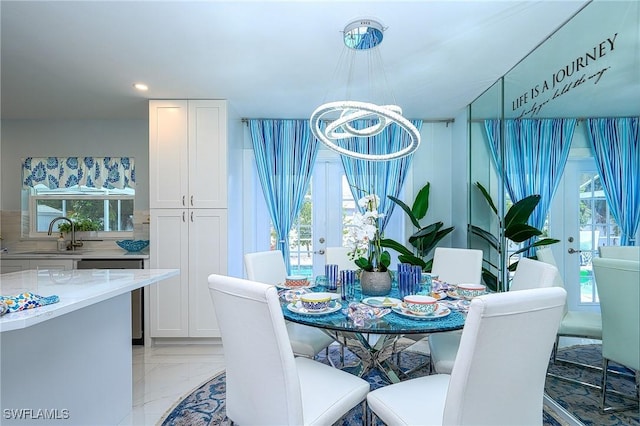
<box><xmin>345</xmin><ymin>194</ymin><xmax>392</xmax><ymax>295</ymax></box>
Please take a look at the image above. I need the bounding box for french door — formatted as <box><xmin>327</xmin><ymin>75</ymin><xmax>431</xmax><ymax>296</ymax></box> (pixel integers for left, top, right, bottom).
<box><xmin>550</xmin><ymin>158</ymin><xmax>622</xmax><ymax>312</ymax></box>
<box><xmin>288</xmin><ymin>151</ymin><xmax>355</xmax><ymax>277</ymax></box>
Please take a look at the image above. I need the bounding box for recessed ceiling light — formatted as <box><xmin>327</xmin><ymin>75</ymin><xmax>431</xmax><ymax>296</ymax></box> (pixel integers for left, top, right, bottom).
<box><xmin>133</xmin><ymin>83</ymin><xmax>148</xmax><ymax>91</ymax></box>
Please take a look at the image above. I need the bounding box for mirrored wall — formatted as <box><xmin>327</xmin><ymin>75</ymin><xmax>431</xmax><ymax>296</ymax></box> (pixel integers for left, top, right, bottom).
<box><xmin>468</xmin><ymin>0</ymin><xmax>640</xmax><ymax>291</ymax></box>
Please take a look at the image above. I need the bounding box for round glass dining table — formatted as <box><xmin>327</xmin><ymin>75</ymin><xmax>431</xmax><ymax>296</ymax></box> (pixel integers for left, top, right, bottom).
<box><xmin>280</xmin><ymin>283</ymin><xmax>466</xmax><ymax>383</ymax></box>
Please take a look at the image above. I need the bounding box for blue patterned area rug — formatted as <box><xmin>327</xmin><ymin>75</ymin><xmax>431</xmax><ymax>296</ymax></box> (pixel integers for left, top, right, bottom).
<box><xmin>160</xmin><ymin>344</ymin><xmax>638</xmax><ymax>426</ymax></box>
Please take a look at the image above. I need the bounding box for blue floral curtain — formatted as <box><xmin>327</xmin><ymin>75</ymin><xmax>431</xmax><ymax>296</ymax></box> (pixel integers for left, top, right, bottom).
<box><xmin>339</xmin><ymin>120</ymin><xmax>422</xmax><ymax>231</ymax></box>
<box><xmin>22</xmin><ymin>157</ymin><xmax>135</xmax><ymax>189</ymax></box>
<box><xmin>484</xmin><ymin>119</ymin><xmax>575</xmax><ymax>233</ymax></box>
<box><xmin>586</xmin><ymin>117</ymin><xmax>640</xmax><ymax>245</ymax></box>
<box><xmin>249</xmin><ymin>120</ymin><xmax>319</xmax><ymax>271</ymax></box>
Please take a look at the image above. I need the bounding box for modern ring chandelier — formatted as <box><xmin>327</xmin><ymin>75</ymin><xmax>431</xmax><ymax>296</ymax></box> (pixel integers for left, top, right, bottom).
<box><xmin>310</xmin><ymin>19</ymin><xmax>421</xmax><ymax>161</ymax></box>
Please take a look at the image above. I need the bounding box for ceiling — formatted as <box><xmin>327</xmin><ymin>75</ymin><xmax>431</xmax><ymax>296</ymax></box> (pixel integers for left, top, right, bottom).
<box><xmin>1</xmin><ymin>1</ymin><xmax>590</xmax><ymax>121</ymax></box>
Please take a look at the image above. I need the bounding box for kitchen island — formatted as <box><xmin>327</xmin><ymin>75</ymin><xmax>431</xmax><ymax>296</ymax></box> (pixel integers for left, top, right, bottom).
<box><xmin>0</xmin><ymin>268</ymin><xmax>179</xmax><ymax>425</ymax></box>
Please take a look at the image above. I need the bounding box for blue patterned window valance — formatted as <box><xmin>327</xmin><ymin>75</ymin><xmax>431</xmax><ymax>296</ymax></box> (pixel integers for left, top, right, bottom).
<box><xmin>22</xmin><ymin>157</ymin><xmax>136</xmax><ymax>189</ymax></box>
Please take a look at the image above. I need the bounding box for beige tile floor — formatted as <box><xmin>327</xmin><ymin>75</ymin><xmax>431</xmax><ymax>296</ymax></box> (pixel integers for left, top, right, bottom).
<box><xmin>118</xmin><ymin>343</ymin><xmax>226</xmax><ymax>426</ymax></box>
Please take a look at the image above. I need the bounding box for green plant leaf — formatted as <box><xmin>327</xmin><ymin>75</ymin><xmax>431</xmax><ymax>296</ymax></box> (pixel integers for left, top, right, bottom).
<box><xmin>468</xmin><ymin>224</ymin><xmax>499</xmax><ymax>251</ymax></box>
<box><xmin>379</xmin><ymin>251</ymin><xmax>391</xmax><ymax>269</ymax></box>
<box><xmin>388</xmin><ymin>195</ymin><xmax>420</xmax><ymax>229</ymax></box>
<box><xmin>355</xmin><ymin>257</ymin><xmax>373</xmax><ymax>271</ymax></box>
<box><xmin>411</xmin><ymin>182</ymin><xmax>430</xmax><ymax>220</ymax></box>
<box><xmin>504</xmin><ymin>195</ymin><xmax>540</xmax><ymax>228</ymax></box>
<box><xmin>505</xmin><ymin>223</ymin><xmax>542</xmax><ymax>243</ymax></box>
<box><xmin>481</xmin><ymin>269</ymin><xmax>498</xmax><ymax>292</ymax></box>
<box><xmin>379</xmin><ymin>238</ymin><xmax>413</xmax><ymax>256</ymax></box>
<box><xmin>475</xmin><ymin>182</ymin><xmax>498</xmax><ymax>215</ymax></box>
<box><xmin>510</xmin><ymin>238</ymin><xmax>561</xmax><ymax>256</ymax></box>
<box><xmin>398</xmin><ymin>254</ymin><xmax>426</xmax><ymax>269</ymax></box>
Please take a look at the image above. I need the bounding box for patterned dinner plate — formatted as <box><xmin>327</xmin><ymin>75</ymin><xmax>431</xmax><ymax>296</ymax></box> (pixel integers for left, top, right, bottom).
<box><xmin>392</xmin><ymin>304</ymin><xmax>451</xmax><ymax>320</ymax></box>
<box><xmin>362</xmin><ymin>296</ymin><xmax>403</xmax><ymax>308</ymax></box>
<box><xmin>287</xmin><ymin>300</ymin><xmax>342</xmax><ymax>316</ymax></box>
<box><xmin>276</xmin><ymin>282</ymin><xmax>317</xmax><ymax>290</ymax></box>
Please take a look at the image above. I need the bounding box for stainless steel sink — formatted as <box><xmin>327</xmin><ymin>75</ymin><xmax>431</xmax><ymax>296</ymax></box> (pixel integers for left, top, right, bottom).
<box><xmin>17</xmin><ymin>250</ymin><xmax>86</xmax><ymax>255</ymax></box>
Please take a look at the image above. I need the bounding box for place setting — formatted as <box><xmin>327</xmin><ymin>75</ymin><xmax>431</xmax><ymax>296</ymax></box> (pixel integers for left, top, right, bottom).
<box><xmin>286</xmin><ymin>292</ymin><xmax>342</xmax><ymax>316</ymax></box>
<box><xmin>392</xmin><ymin>294</ymin><xmax>452</xmax><ymax>321</ymax></box>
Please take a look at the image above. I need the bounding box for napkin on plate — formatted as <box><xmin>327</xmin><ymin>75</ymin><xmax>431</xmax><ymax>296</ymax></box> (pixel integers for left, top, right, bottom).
<box><xmin>347</xmin><ymin>302</ymin><xmax>390</xmax><ymax>327</ymax></box>
<box><xmin>432</xmin><ymin>279</ymin><xmax>456</xmax><ymax>293</ymax></box>
<box><xmin>439</xmin><ymin>299</ymin><xmax>470</xmax><ymax>313</ymax></box>
<box><xmin>279</xmin><ymin>288</ymin><xmax>310</xmax><ymax>302</ymax></box>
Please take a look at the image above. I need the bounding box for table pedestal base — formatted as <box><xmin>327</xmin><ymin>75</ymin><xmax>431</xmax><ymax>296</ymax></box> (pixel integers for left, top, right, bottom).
<box><xmin>326</xmin><ymin>331</ymin><xmax>410</xmax><ymax>384</ymax></box>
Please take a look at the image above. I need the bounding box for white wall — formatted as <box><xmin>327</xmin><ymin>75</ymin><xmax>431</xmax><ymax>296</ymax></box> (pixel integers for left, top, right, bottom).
<box><xmin>1</xmin><ymin>119</ymin><xmax>148</xmax><ymax>211</ymax></box>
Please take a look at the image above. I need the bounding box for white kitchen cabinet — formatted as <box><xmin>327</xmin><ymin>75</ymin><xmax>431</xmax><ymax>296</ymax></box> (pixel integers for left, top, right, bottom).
<box><xmin>149</xmin><ymin>100</ymin><xmax>227</xmax><ymax>209</ymax></box>
<box><xmin>1</xmin><ymin>259</ymin><xmax>74</xmax><ymax>274</ymax></box>
<box><xmin>148</xmin><ymin>99</ymin><xmax>228</xmax><ymax>340</ymax></box>
<box><xmin>148</xmin><ymin>209</ymin><xmax>227</xmax><ymax>338</ymax></box>
<box><xmin>1</xmin><ymin>259</ymin><xmax>30</xmax><ymax>274</ymax></box>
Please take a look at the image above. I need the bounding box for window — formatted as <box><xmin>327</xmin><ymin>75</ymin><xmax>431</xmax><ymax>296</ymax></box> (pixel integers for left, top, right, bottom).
<box><xmin>27</xmin><ymin>185</ymin><xmax>134</xmax><ymax>237</ymax></box>
<box><xmin>21</xmin><ymin>157</ymin><xmax>135</xmax><ymax>239</ymax></box>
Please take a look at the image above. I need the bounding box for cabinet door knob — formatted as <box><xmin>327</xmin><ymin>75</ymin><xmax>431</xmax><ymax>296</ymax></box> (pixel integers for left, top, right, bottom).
<box><xmin>182</xmin><ymin>195</ymin><xmax>186</xmax><ymax>206</ymax></box>
<box><xmin>190</xmin><ymin>195</ymin><xmax>194</xmax><ymax>206</ymax></box>
<box><xmin>190</xmin><ymin>211</ymin><xmax>194</xmax><ymax>222</ymax></box>
<box><xmin>182</xmin><ymin>211</ymin><xmax>186</xmax><ymax>222</ymax></box>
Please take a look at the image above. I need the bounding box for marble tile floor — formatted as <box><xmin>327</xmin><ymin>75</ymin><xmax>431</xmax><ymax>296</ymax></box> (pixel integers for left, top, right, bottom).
<box><xmin>116</xmin><ymin>336</ymin><xmax>600</xmax><ymax>426</ymax></box>
<box><xmin>118</xmin><ymin>343</ymin><xmax>226</xmax><ymax>426</ymax></box>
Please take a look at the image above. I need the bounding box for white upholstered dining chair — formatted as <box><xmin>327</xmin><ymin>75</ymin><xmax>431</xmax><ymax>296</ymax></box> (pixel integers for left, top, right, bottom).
<box><xmin>428</xmin><ymin>257</ymin><xmax>560</xmax><ymax>374</ymax></box>
<box><xmin>244</xmin><ymin>250</ymin><xmax>336</xmax><ymax>360</ymax></box>
<box><xmin>430</xmin><ymin>247</ymin><xmax>484</xmax><ymax>285</ymax></box>
<box><xmin>324</xmin><ymin>246</ymin><xmax>354</xmax><ymax>271</ymax></box>
<box><xmin>598</xmin><ymin>245</ymin><xmax>640</xmax><ymax>261</ymax></box>
<box><xmin>208</xmin><ymin>274</ymin><xmax>370</xmax><ymax>425</ymax></box>
<box><xmin>592</xmin><ymin>257</ymin><xmax>640</xmax><ymax>412</ymax></box>
<box><xmin>368</xmin><ymin>287</ymin><xmax>567</xmax><ymax>426</ymax></box>
<box><xmin>536</xmin><ymin>247</ymin><xmax>602</xmax><ymax>361</ymax></box>
<box><xmin>396</xmin><ymin>247</ymin><xmax>484</xmax><ymax>366</ymax></box>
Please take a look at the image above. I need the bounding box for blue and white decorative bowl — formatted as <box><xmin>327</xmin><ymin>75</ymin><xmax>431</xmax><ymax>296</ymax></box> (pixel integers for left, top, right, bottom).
<box><xmin>300</xmin><ymin>293</ymin><xmax>332</xmax><ymax>311</ymax></box>
<box><xmin>116</xmin><ymin>240</ymin><xmax>150</xmax><ymax>252</ymax></box>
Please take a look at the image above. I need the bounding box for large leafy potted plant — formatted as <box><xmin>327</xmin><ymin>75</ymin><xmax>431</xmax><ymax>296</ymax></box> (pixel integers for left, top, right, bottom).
<box><xmin>379</xmin><ymin>182</ymin><xmax>455</xmax><ymax>272</ymax></box>
<box><xmin>468</xmin><ymin>182</ymin><xmax>559</xmax><ymax>292</ymax></box>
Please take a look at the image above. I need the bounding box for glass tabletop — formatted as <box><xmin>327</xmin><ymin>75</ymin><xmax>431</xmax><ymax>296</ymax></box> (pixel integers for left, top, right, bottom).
<box><xmin>280</xmin><ymin>285</ymin><xmax>466</xmax><ymax>335</ymax></box>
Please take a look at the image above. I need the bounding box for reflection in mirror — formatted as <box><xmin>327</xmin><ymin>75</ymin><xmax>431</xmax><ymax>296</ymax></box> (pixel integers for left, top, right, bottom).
<box><xmin>468</xmin><ymin>1</ymin><xmax>640</xmax><ymax>291</ymax></box>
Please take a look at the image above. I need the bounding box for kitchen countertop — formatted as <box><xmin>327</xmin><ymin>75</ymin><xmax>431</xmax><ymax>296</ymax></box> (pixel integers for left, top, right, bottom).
<box><xmin>1</xmin><ymin>249</ymin><xmax>149</xmax><ymax>260</ymax></box>
<box><xmin>0</xmin><ymin>268</ymin><xmax>178</xmax><ymax>332</ymax></box>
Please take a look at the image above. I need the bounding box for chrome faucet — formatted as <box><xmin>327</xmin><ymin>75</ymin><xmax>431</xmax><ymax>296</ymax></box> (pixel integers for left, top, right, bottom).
<box><xmin>47</xmin><ymin>216</ymin><xmax>83</xmax><ymax>250</ymax></box>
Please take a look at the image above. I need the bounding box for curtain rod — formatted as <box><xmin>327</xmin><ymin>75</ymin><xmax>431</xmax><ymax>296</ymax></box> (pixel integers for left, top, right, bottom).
<box><xmin>241</xmin><ymin>118</ymin><xmax>455</xmax><ymax>125</ymax></box>
<box><xmin>470</xmin><ymin>116</ymin><xmax>639</xmax><ymax>123</ymax></box>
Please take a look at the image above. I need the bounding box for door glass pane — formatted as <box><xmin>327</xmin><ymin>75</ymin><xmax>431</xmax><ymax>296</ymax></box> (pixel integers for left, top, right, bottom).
<box><xmin>341</xmin><ymin>176</ymin><xmax>357</xmax><ymax>246</ymax></box>
<box><xmin>284</xmin><ymin>183</ymin><xmax>313</xmax><ymax>278</ymax></box>
<box><xmin>578</xmin><ymin>171</ymin><xmax>625</xmax><ymax>303</ymax></box>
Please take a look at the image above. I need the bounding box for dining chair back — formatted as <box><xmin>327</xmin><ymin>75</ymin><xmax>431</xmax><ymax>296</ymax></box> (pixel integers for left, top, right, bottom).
<box><xmin>598</xmin><ymin>245</ymin><xmax>640</xmax><ymax>261</ymax></box>
<box><xmin>592</xmin><ymin>257</ymin><xmax>640</xmax><ymax>411</ymax></box>
<box><xmin>431</xmin><ymin>247</ymin><xmax>483</xmax><ymax>284</ymax></box>
<box><xmin>398</xmin><ymin>248</ymin><xmax>482</xmax><ymax>366</ymax></box>
<box><xmin>244</xmin><ymin>250</ymin><xmax>335</xmax><ymax>359</ymax></box>
<box><xmin>536</xmin><ymin>247</ymin><xmax>601</xmax><ymax>340</ymax></box>
<box><xmin>244</xmin><ymin>250</ymin><xmax>288</xmax><ymax>286</ymax></box>
<box><xmin>509</xmin><ymin>257</ymin><xmax>559</xmax><ymax>291</ymax></box>
<box><xmin>428</xmin><ymin>256</ymin><xmax>560</xmax><ymax>375</ymax></box>
<box><xmin>367</xmin><ymin>287</ymin><xmax>567</xmax><ymax>426</ymax></box>
<box><xmin>208</xmin><ymin>274</ymin><xmax>369</xmax><ymax>425</ymax></box>
<box><xmin>324</xmin><ymin>246</ymin><xmax>354</xmax><ymax>271</ymax></box>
